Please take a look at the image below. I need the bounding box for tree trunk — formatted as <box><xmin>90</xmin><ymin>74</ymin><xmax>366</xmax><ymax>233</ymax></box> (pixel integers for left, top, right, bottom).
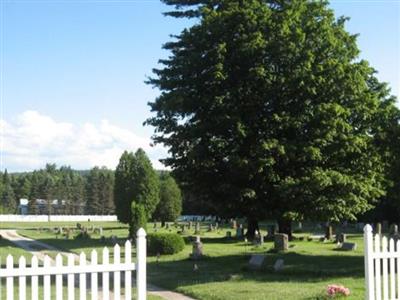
<box><xmin>277</xmin><ymin>218</ymin><xmax>293</xmax><ymax>240</ymax></box>
<box><xmin>246</xmin><ymin>218</ymin><xmax>259</xmax><ymax>240</ymax></box>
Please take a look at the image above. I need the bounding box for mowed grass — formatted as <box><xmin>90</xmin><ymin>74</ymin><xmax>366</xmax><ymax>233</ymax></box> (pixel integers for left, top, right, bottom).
<box><xmin>3</xmin><ymin>221</ymin><xmax>367</xmax><ymax>299</ymax></box>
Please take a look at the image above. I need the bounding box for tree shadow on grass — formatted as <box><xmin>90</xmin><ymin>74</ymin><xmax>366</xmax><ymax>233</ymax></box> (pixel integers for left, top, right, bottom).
<box><xmin>147</xmin><ymin>251</ymin><xmax>364</xmax><ymax>291</ymax></box>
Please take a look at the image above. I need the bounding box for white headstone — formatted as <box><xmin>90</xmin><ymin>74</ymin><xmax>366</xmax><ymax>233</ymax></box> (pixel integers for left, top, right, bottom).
<box><xmin>273</xmin><ymin>259</ymin><xmax>284</xmax><ymax>271</ymax></box>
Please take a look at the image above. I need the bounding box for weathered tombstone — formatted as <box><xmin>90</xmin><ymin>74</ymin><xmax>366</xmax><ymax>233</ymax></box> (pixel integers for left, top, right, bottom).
<box><xmin>259</xmin><ymin>234</ymin><xmax>264</xmax><ymax>245</ymax></box>
<box><xmin>208</xmin><ymin>224</ymin><xmax>214</xmax><ymax>232</ymax></box>
<box><xmin>215</xmin><ymin>222</ymin><xmax>219</xmax><ymax>230</ymax></box>
<box><xmin>231</xmin><ymin>219</ymin><xmax>237</xmax><ymax>229</ymax></box>
<box><xmin>376</xmin><ymin>222</ymin><xmax>382</xmax><ymax>235</ymax></box>
<box><xmin>336</xmin><ymin>233</ymin><xmax>347</xmax><ymax>244</ymax></box>
<box><xmin>248</xmin><ymin>254</ymin><xmax>265</xmax><ymax>270</ymax></box>
<box><xmin>99</xmin><ymin>227</ymin><xmax>103</xmax><ymax>236</ymax></box>
<box><xmin>273</xmin><ymin>259</ymin><xmax>284</xmax><ymax>271</ymax></box>
<box><xmin>325</xmin><ymin>225</ymin><xmax>333</xmax><ymax>240</ymax></box>
<box><xmin>191</xmin><ymin>236</ymin><xmax>203</xmax><ymax>260</ymax></box>
<box><xmin>181</xmin><ymin>224</ymin><xmax>186</xmax><ymax>233</ymax></box>
<box><xmin>189</xmin><ymin>222</ymin><xmax>193</xmax><ymax>230</ymax></box>
<box><xmin>226</xmin><ymin>231</ymin><xmax>232</xmax><ymax>238</ymax></box>
<box><xmin>195</xmin><ymin>222</ymin><xmax>201</xmax><ymax>234</ymax></box>
<box><xmin>341</xmin><ymin>242</ymin><xmax>357</xmax><ymax>251</ymax></box>
<box><xmin>274</xmin><ymin>234</ymin><xmax>288</xmax><ymax>251</ymax></box>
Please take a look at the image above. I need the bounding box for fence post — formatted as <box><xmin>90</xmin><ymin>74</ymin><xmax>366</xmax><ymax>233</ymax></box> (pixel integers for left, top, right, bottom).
<box><xmin>364</xmin><ymin>224</ymin><xmax>374</xmax><ymax>300</ymax></box>
<box><xmin>136</xmin><ymin>228</ymin><xmax>147</xmax><ymax>300</ymax></box>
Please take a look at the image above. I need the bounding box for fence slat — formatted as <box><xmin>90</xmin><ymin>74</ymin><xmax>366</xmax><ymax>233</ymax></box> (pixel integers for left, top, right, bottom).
<box><xmin>102</xmin><ymin>248</ymin><xmax>109</xmax><ymax>300</ymax></box>
<box><xmin>375</xmin><ymin>234</ymin><xmax>382</xmax><ymax>300</ymax></box>
<box><xmin>114</xmin><ymin>244</ymin><xmax>121</xmax><ymax>300</ymax></box>
<box><xmin>31</xmin><ymin>257</ymin><xmax>39</xmax><ymax>300</ymax></box>
<box><xmin>18</xmin><ymin>256</ymin><xmax>26</xmax><ymax>300</ymax></box>
<box><xmin>6</xmin><ymin>255</ymin><xmax>13</xmax><ymax>300</ymax></box>
<box><xmin>364</xmin><ymin>225</ymin><xmax>374</xmax><ymax>300</ymax></box>
<box><xmin>382</xmin><ymin>237</ymin><xmax>389</xmax><ymax>300</ymax></box>
<box><xmin>79</xmin><ymin>253</ymin><xmax>87</xmax><ymax>300</ymax></box>
<box><xmin>1</xmin><ymin>230</ymin><xmax>146</xmax><ymax>300</ymax></box>
<box><xmin>137</xmin><ymin>228</ymin><xmax>147</xmax><ymax>300</ymax></box>
<box><xmin>43</xmin><ymin>256</ymin><xmax>51</xmax><ymax>300</ymax></box>
<box><xmin>125</xmin><ymin>240</ymin><xmax>132</xmax><ymax>300</ymax></box>
<box><xmin>389</xmin><ymin>239</ymin><xmax>396</xmax><ymax>299</ymax></box>
<box><xmin>56</xmin><ymin>254</ymin><xmax>63</xmax><ymax>300</ymax></box>
<box><xmin>67</xmin><ymin>254</ymin><xmax>74</xmax><ymax>300</ymax></box>
<box><xmin>91</xmin><ymin>250</ymin><xmax>98</xmax><ymax>300</ymax></box>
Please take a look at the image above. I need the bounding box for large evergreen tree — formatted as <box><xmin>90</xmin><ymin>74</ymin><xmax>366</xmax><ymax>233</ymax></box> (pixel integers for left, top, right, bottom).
<box><xmin>146</xmin><ymin>0</ymin><xmax>397</xmax><ymax>238</ymax></box>
<box><xmin>114</xmin><ymin>149</ymin><xmax>160</xmax><ymax>237</ymax></box>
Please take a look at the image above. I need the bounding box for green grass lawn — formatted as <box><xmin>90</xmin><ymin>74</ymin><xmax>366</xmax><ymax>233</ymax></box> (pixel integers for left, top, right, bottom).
<box><xmin>5</xmin><ymin>221</ymin><xmax>366</xmax><ymax>299</ymax></box>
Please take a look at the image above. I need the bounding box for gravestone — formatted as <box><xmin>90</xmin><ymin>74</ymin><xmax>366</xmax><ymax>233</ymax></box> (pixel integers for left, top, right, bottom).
<box><xmin>376</xmin><ymin>222</ymin><xmax>382</xmax><ymax>235</ymax></box>
<box><xmin>191</xmin><ymin>236</ymin><xmax>203</xmax><ymax>260</ymax></box>
<box><xmin>189</xmin><ymin>222</ymin><xmax>193</xmax><ymax>230</ymax></box>
<box><xmin>215</xmin><ymin>222</ymin><xmax>219</xmax><ymax>230</ymax></box>
<box><xmin>248</xmin><ymin>254</ymin><xmax>265</xmax><ymax>270</ymax></box>
<box><xmin>341</xmin><ymin>242</ymin><xmax>357</xmax><ymax>251</ymax></box>
<box><xmin>273</xmin><ymin>259</ymin><xmax>284</xmax><ymax>271</ymax></box>
<box><xmin>274</xmin><ymin>234</ymin><xmax>288</xmax><ymax>251</ymax></box>
<box><xmin>336</xmin><ymin>233</ymin><xmax>347</xmax><ymax>243</ymax></box>
<box><xmin>325</xmin><ymin>225</ymin><xmax>333</xmax><ymax>240</ymax></box>
<box><xmin>181</xmin><ymin>224</ymin><xmax>186</xmax><ymax>234</ymax></box>
<box><xmin>208</xmin><ymin>224</ymin><xmax>214</xmax><ymax>232</ymax></box>
<box><xmin>226</xmin><ymin>231</ymin><xmax>232</xmax><ymax>238</ymax></box>
<box><xmin>231</xmin><ymin>219</ymin><xmax>237</xmax><ymax>229</ymax></box>
<box><xmin>195</xmin><ymin>222</ymin><xmax>201</xmax><ymax>234</ymax></box>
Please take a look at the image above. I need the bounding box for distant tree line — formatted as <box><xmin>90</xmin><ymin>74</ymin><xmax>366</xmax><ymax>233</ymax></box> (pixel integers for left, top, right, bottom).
<box><xmin>0</xmin><ymin>164</ymin><xmax>115</xmax><ymax>215</ymax></box>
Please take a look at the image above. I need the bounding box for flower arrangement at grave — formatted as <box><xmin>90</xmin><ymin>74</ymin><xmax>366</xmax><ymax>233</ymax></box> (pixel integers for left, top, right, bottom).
<box><xmin>326</xmin><ymin>284</ymin><xmax>350</xmax><ymax>297</ymax></box>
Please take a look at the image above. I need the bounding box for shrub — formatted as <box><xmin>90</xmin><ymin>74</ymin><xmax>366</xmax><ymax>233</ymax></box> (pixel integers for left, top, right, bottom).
<box><xmin>75</xmin><ymin>231</ymin><xmax>91</xmax><ymax>240</ymax></box>
<box><xmin>147</xmin><ymin>233</ymin><xmax>185</xmax><ymax>255</ymax></box>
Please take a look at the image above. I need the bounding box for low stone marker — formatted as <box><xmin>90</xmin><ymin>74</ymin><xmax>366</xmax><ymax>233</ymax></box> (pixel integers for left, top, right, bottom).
<box><xmin>341</xmin><ymin>242</ymin><xmax>357</xmax><ymax>251</ymax></box>
<box><xmin>274</xmin><ymin>234</ymin><xmax>288</xmax><ymax>251</ymax></box>
<box><xmin>273</xmin><ymin>259</ymin><xmax>284</xmax><ymax>271</ymax></box>
<box><xmin>191</xmin><ymin>236</ymin><xmax>203</xmax><ymax>260</ymax></box>
<box><xmin>248</xmin><ymin>254</ymin><xmax>265</xmax><ymax>270</ymax></box>
<box><xmin>335</xmin><ymin>233</ymin><xmax>347</xmax><ymax>243</ymax></box>
<box><xmin>231</xmin><ymin>219</ymin><xmax>237</xmax><ymax>229</ymax></box>
<box><xmin>195</xmin><ymin>222</ymin><xmax>201</xmax><ymax>234</ymax></box>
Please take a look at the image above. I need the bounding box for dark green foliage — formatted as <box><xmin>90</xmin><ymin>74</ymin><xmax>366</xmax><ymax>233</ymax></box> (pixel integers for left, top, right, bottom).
<box><xmin>147</xmin><ymin>232</ymin><xmax>185</xmax><ymax>255</ymax></box>
<box><xmin>130</xmin><ymin>202</ymin><xmax>147</xmax><ymax>238</ymax></box>
<box><xmin>86</xmin><ymin>167</ymin><xmax>115</xmax><ymax>215</ymax></box>
<box><xmin>114</xmin><ymin>149</ymin><xmax>160</xmax><ymax>226</ymax></box>
<box><xmin>154</xmin><ymin>174</ymin><xmax>182</xmax><ymax>225</ymax></box>
<box><xmin>74</xmin><ymin>231</ymin><xmax>91</xmax><ymax>240</ymax></box>
<box><xmin>146</xmin><ymin>0</ymin><xmax>397</xmax><ymax>232</ymax></box>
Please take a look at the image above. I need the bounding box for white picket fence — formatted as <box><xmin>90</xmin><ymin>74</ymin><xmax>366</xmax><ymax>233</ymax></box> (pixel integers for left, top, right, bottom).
<box><xmin>0</xmin><ymin>228</ymin><xmax>147</xmax><ymax>300</ymax></box>
<box><xmin>364</xmin><ymin>224</ymin><xmax>400</xmax><ymax>300</ymax></box>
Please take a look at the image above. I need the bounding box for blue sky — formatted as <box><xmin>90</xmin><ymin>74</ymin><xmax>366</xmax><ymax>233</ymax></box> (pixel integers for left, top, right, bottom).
<box><xmin>1</xmin><ymin>0</ymin><xmax>399</xmax><ymax>172</ymax></box>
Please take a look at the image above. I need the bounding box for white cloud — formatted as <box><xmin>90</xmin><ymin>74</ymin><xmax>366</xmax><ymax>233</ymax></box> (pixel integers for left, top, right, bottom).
<box><xmin>0</xmin><ymin>110</ymin><xmax>168</xmax><ymax>172</ymax></box>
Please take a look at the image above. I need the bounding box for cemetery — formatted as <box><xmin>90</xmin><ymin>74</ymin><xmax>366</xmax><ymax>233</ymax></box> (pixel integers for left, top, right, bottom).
<box><xmin>0</xmin><ymin>219</ymin><xmax>376</xmax><ymax>299</ymax></box>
